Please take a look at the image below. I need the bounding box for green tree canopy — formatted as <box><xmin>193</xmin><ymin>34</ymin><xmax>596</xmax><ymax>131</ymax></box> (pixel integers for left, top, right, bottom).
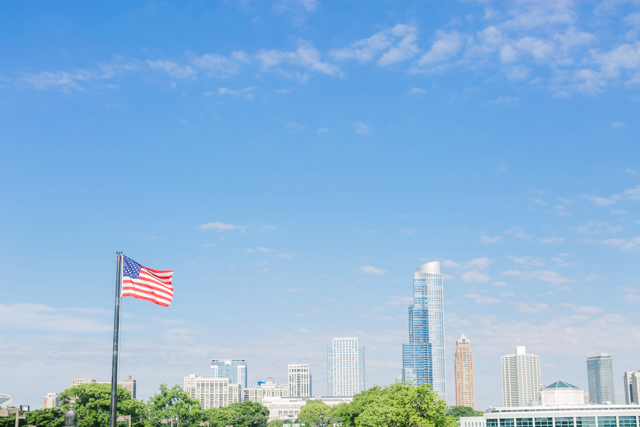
<box><xmin>445</xmin><ymin>406</ymin><xmax>483</xmax><ymax>420</ymax></box>
<box><xmin>334</xmin><ymin>383</ymin><xmax>457</xmax><ymax>427</ymax></box>
<box><xmin>200</xmin><ymin>401</ymin><xmax>268</xmax><ymax>427</ymax></box>
<box><xmin>0</xmin><ymin>408</ymin><xmax>63</xmax><ymax>427</ymax></box>
<box><xmin>144</xmin><ymin>384</ymin><xmax>201</xmax><ymax>427</ymax></box>
<box><xmin>58</xmin><ymin>383</ymin><xmax>145</xmax><ymax>427</ymax></box>
<box><xmin>298</xmin><ymin>401</ymin><xmax>333</xmax><ymax>426</ymax></box>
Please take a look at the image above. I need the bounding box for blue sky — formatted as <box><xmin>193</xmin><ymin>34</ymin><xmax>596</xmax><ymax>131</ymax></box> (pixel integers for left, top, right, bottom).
<box><xmin>1</xmin><ymin>0</ymin><xmax>639</xmax><ymax>411</ymax></box>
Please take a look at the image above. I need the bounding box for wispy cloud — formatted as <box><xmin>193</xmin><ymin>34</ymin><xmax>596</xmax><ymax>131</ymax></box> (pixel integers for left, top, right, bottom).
<box><xmin>480</xmin><ymin>234</ymin><xmax>504</xmax><ymax>244</ymax></box>
<box><xmin>198</xmin><ymin>222</ymin><xmax>243</xmax><ymax>232</ymax></box>
<box><xmin>358</xmin><ymin>265</ymin><xmax>387</xmax><ymax>275</ymax></box>
<box><xmin>353</xmin><ymin>121</ymin><xmax>369</xmax><ymax>134</ymax></box>
<box><xmin>464</xmin><ymin>293</ymin><xmax>500</xmax><ymax>304</ymax></box>
<box><xmin>503</xmin><ymin>269</ymin><xmax>570</xmax><ymax>284</ymax></box>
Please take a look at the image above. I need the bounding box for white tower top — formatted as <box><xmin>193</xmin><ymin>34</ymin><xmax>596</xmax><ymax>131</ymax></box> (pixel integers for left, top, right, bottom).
<box><xmin>516</xmin><ymin>346</ymin><xmax>526</xmax><ymax>355</ymax></box>
<box><xmin>416</xmin><ymin>261</ymin><xmax>440</xmax><ymax>274</ymax></box>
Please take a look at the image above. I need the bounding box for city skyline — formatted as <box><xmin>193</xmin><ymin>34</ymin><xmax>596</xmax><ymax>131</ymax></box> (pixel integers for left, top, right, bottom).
<box><xmin>1</xmin><ymin>0</ymin><xmax>639</xmax><ymax>411</ymax></box>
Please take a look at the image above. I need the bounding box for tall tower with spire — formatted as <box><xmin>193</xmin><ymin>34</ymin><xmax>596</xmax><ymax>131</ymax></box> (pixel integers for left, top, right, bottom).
<box><xmin>402</xmin><ymin>261</ymin><xmax>446</xmax><ymax>399</ymax></box>
<box><xmin>455</xmin><ymin>334</ymin><xmax>475</xmax><ymax>408</ymax></box>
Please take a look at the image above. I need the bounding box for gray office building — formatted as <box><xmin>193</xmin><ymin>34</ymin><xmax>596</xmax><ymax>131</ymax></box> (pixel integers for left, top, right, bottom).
<box><xmin>211</xmin><ymin>359</ymin><xmax>248</xmax><ymax>389</ymax></box>
<box><xmin>587</xmin><ymin>353</ymin><xmax>615</xmax><ymax>404</ymax></box>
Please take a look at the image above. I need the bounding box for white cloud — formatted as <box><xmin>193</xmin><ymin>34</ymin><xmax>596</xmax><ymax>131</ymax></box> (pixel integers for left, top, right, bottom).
<box><xmin>601</xmin><ymin>238</ymin><xmax>637</xmax><ymax>251</ymax></box>
<box><xmin>192</xmin><ymin>53</ymin><xmax>244</xmax><ymax>77</ymax></box>
<box><xmin>209</xmin><ymin>86</ymin><xmax>257</xmax><ymax>99</ymax></box>
<box><xmin>464</xmin><ymin>293</ymin><xmax>500</xmax><ymax>304</ymax></box>
<box><xmin>400</xmin><ymin>228</ymin><xmax>415</xmax><ymax>235</ymax></box>
<box><xmin>461</xmin><ymin>270</ymin><xmax>491</xmax><ymax>283</ymax></box>
<box><xmin>353</xmin><ymin>121</ymin><xmax>369</xmax><ymax>134</ymax></box>
<box><xmin>256</xmin><ymin>40</ymin><xmax>339</xmax><ymax>77</ymax></box>
<box><xmin>273</xmin><ymin>0</ymin><xmax>319</xmax><ymax>26</ymax></box>
<box><xmin>558</xmin><ymin>303</ymin><xmax>603</xmax><ymax>315</ymax></box>
<box><xmin>285</xmin><ymin>122</ymin><xmax>307</xmax><ymax>132</ymax></box>
<box><xmin>330</xmin><ymin>24</ymin><xmax>419</xmax><ymax>66</ymax></box>
<box><xmin>612</xmin><ymin>121</ymin><xmax>624</xmax><ymax>128</ymax></box>
<box><xmin>358</xmin><ymin>265</ymin><xmax>387</xmax><ymax>275</ymax></box>
<box><xmin>414</xmin><ymin>30</ymin><xmax>464</xmax><ymax>69</ymax></box>
<box><xmin>480</xmin><ymin>234</ymin><xmax>504</xmax><ymax>244</ymax></box>
<box><xmin>0</xmin><ymin>303</ymin><xmax>110</xmax><ymax>333</ymax></box>
<box><xmin>514</xmin><ymin>302</ymin><xmax>551</xmax><ymax>313</ymax></box>
<box><xmin>198</xmin><ymin>222</ymin><xmax>241</xmax><ymax>232</ymax></box>
<box><xmin>585</xmin><ymin>273</ymin><xmax>602</xmax><ymax>282</ymax></box>
<box><xmin>277</xmin><ymin>252</ymin><xmax>297</xmax><ymax>259</ymax></box>
<box><xmin>316</xmin><ymin>127</ymin><xmax>329</xmax><ymax>133</ymax></box>
<box><xmin>493</xmin><ymin>281</ymin><xmax>508</xmax><ymax>287</ymax></box>
<box><xmin>626</xmin><ymin>169</ymin><xmax>636</xmax><ymax>175</ymax></box>
<box><xmin>146</xmin><ymin>60</ymin><xmax>196</xmax><ymax>79</ymax></box>
<box><xmin>408</xmin><ymin>87</ymin><xmax>426</xmax><ymax>95</ymax></box>
<box><xmin>503</xmin><ymin>269</ymin><xmax>570</xmax><ymax>284</ymax></box>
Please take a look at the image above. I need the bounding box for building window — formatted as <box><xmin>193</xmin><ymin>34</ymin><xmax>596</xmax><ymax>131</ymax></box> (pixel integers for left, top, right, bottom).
<box><xmin>577</xmin><ymin>418</ymin><xmax>596</xmax><ymax>427</ymax></box>
<box><xmin>536</xmin><ymin>418</ymin><xmax>553</xmax><ymax>427</ymax></box>
<box><xmin>517</xmin><ymin>419</ymin><xmax>533</xmax><ymax>427</ymax></box>
<box><xmin>619</xmin><ymin>418</ymin><xmax>637</xmax><ymax>427</ymax></box>
<box><xmin>555</xmin><ymin>418</ymin><xmax>574</xmax><ymax>427</ymax></box>
<box><xmin>488</xmin><ymin>420</ymin><xmax>499</xmax><ymax>427</ymax></box>
<box><xmin>501</xmin><ymin>420</ymin><xmax>515</xmax><ymax>427</ymax></box>
<box><xmin>598</xmin><ymin>417</ymin><xmax>617</xmax><ymax>427</ymax></box>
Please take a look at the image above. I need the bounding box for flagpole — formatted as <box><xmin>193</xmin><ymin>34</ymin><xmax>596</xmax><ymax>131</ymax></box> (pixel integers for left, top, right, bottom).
<box><xmin>110</xmin><ymin>252</ymin><xmax>123</xmax><ymax>427</ymax></box>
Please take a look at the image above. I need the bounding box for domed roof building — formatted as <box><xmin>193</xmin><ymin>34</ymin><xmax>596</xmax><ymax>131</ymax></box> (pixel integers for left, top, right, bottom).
<box><xmin>539</xmin><ymin>379</ymin><xmax>586</xmax><ymax>406</ymax></box>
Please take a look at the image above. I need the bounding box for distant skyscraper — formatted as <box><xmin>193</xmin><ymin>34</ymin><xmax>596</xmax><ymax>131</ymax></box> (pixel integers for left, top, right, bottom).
<box><xmin>587</xmin><ymin>353</ymin><xmax>615</xmax><ymax>404</ymax></box>
<box><xmin>43</xmin><ymin>393</ymin><xmax>59</xmax><ymax>409</ymax></box>
<box><xmin>455</xmin><ymin>334</ymin><xmax>475</xmax><ymax>408</ymax></box>
<box><xmin>624</xmin><ymin>371</ymin><xmax>640</xmax><ymax>404</ymax></box>
<box><xmin>71</xmin><ymin>378</ymin><xmax>96</xmax><ymax>387</ymax></box>
<box><xmin>402</xmin><ymin>261</ymin><xmax>446</xmax><ymax>399</ymax></box>
<box><xmin>211</xmin><ymin>359</ymin><xmax>248</xmax><ymax>389</ymax></box>
<box><xmin>501</xmin><ymin>346</ymin><xmax>542</xmax><ymax>407</ymax></box>
<box><xmin>288</xmin><ymin>364</ymin><xmax>312</xmax><ymax>398</ymax></box>
<box><xmin>327</xmin><ymin>337</ymin><xmax>365</xmax><ymax>397</ymax></box>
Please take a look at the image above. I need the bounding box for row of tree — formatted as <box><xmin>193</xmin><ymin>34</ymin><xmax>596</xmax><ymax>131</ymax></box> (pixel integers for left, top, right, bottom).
<box><xmin>0</xmin><ymin>382</ymin><xmax>482</xmax><ymax>427</ymax></box>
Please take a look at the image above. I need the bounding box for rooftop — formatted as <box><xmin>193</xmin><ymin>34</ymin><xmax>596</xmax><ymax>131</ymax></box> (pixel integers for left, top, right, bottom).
<box><xmin>544</xmin><ymin>379</ymin><xmax>579</xmax><ymax>389</ymax></box>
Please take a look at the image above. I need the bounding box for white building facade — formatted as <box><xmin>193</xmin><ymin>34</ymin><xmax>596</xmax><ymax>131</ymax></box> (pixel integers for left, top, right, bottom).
<box><xmin>183</xmin><ymin>374</ymin><xmax>241</xmax><ymax>409</ymax></box>
<box><xmin>288</xmin><ymin>364</ymin><xmax>312</xmax><ymax>398</ymax></box>
<box><xmin>461</xmin><ymin>404</ymin><xmax>640</xmax><ymax>427</ymax></box>
<box><xmin>328</xmin><ymin>337</ymin><xmax>365</xmax><ymax>397</ymax></box>
<box><xmin>262</xmin><ymin>397</ymin><xmax>353</xmax><ymax>422</ymax></box>
<box><xmin>43</xmin><ymin>393</ymin><xmax>59</xmax><ymax>409</ymax></box>
<box><xmin>501</xmin><ymin>346</ymin><xmax>542</xmax><ymax>407</ymax></box>
<box><xmin>539</xmin><ymin>380</ymin><xmax>585</xmax><ymax>406</ymax></box>
<box><xmin>244</xmin><ymin>377</ymin><xmax>289</xmax><ymax>404</ymax></box>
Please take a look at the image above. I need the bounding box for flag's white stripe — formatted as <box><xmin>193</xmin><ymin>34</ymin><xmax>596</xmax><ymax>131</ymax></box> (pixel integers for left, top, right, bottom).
<box><xmin>128</xmin><ymin>277</ymin><xmax>174</xmax><ymax>293</ymax></box>
<box><xmin>123</xmin><ymin>280</ymin><xmax>173</xmax><ymax>298</ymax></box>
<box><xmin>122</xmin><ymin>288</ymin><xmax>172</xmax><ymax>305</ymax></box>
<box><xmin>142</xmin><ymin>268</ymin><xmax>173</xmax><ymax>280</ymax></box>
<box><xmin>122</xmin><ymin>284</ymin><xmax>172</xmax><ymax>301</ymax></box>
<box><xmin>139</xmin><ymin>271</ymin><xmax>173</xmax><ymax>285</ymax></box>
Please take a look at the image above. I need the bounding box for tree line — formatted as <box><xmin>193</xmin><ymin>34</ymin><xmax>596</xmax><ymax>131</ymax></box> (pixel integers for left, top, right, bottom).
<box><xmin>1</xmin><ymin>382</ymin><xmax>482</xmax><ymax>427</ymax></box>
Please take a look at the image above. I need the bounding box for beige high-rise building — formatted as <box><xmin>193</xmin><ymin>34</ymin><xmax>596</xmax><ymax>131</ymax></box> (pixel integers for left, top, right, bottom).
<box><xmin>288</xmin><ymin>364</ymin><xmax>312</xmax><ymax>398</ymax></box>
<box><xmin>43</xmin><ymin>393</ymin><xmax>59</xmax><ymax>409</ymax></box>
<box><xmin>501</xmin><ymin>346</ymin><xmax>542</xmax><ymax>407</ymax></box>
<box><xmin>455</xmin><ymin>334</ymin><xmax>475</xmax><ymax>408</ymax></box>
<box><xmin>183</xmin><ymin>374</ymin><xmax>241</xmax><ymax>409</ymax></box>
<box><xmin>624</xmin><ymin>371</ymin><xmax>640</xmax><ymax>404</ymax></box>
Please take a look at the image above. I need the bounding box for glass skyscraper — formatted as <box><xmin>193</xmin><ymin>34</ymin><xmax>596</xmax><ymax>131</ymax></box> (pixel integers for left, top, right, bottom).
<box><xmin>327</xmin><ymin>337</ymin><xmax>365</xmax><ymax>397</ymax></box>
<box><xmin>587</xmin><ymin>353</ymin><xmax>615</xmax><ymax>404</ymax></box>
<box><xmin>402</xmin><ymin>261</ymin><xmax>446</xmax><ymax>399</ymax></box>
<box><xmin>211</xmin><ymin>359</ymin><xmax>248</xmax><ymax>389</ymax></box>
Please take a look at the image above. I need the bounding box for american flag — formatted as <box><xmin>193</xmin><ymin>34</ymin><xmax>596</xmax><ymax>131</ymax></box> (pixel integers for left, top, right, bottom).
<box><xmin>122</xmin><ymin>255</ymin><xmax>174</xmax><ymax>307</ymax></box>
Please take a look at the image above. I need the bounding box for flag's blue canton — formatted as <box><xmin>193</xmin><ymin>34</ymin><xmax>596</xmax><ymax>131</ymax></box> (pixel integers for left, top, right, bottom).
<box><xmin>123</xmin><ymin>256</ymin><xmax>141</xmax><ymax>279</ymax></box>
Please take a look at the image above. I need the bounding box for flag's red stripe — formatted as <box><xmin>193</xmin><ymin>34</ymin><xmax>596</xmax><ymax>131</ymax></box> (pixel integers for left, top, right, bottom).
<box><xmin>142</xmin><ymin>267</ymin><xmax>173</xmax><ymax>279</ymax></box>
<box><xmin>139</xmin><ymin>271</ymin><xmax>173</xmax><ymax>286</ymax></box>
<box><xmin>124</xmin><ymin>276</ymin><xmax>173</xmax><ymax>292</ymax></box>
<box><xmin>122</xmin><ymin>291</ymin><xmax>170</xmax><ymax>307</ymax></box>
<box><xmin>122</xmin><ymin>287</ymin><xmax>172</xmax><ymax>304</ymax></box>
<box><xmin>123</xmin><ymin>280</ymin><xmax>173</xmax><ymax>298</ymax></box>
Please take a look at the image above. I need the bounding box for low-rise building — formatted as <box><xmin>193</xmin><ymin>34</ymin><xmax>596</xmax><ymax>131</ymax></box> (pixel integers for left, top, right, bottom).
<box><xmin>43</xmin><ymin>393</ymin><xmax>59</xmax><ymax>409</ymax></box>
<box><xmin>539</xmin><ymin>380</ymin><xmax>585</xmax><ymax>406</ymax></box>
<box><xmin>460</xmin><ymin>404</ymin><xmax>640</xmax><ymax>427</ymax></box>
<box><xmin>244</xmin><ymin>377</ymin><xmax>289</xmax><ymax>404</ymax></box>
<box><xmin>71</xmin><ymin>378</ymin><xmax>96</xmax><ymax>387</ymax></box>
<box><xmin>262</xmin><ymin>397</ymin><xmax>353</xmax><ymax>422</ymax></box>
